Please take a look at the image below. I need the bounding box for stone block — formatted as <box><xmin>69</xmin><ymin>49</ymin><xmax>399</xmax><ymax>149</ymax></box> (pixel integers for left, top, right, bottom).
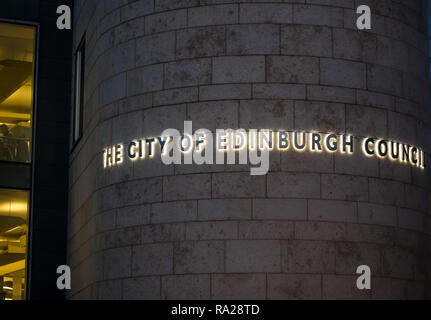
<box><xmin>335</xmin><ymin>242</ymin><xmax>381</xmax><ymax>275</ymax></box>
<box><xmin>174</xmin><ymin>240</ymin><xmax>224</xmax><ymax>273</ymax></box>
<box><xmin>117</xmin><ymin>204</ymin><xmax>151</xmax><ymax>228</ymax></box>
<box><xmin>187</xmin><ymin>100</ymin><xmax>238</xmax><ymax>132</ymax></box>
<box><xmin>152</xmin><ymin>200</ymin><xmax>197</xmax><ymax>223</ymax></box>
<box><xmin>212</xmin><ymin>173</ymin><xmax>266</xmax><ymax>198</ymax></box>
<box><xmin>333</xmin><ymin>28</ymin><xmax>377</xmax><ymax>63</ymax></box>
<box><xmin>282</xmin><ymin>239</ymin><xmax>335</xmax><ymax>273</ymax></box>
<box><xmin>127</xmin><ymin>64</ymin><xmax>163</xmax><ymax>95</ymax></box>
<box><xmin>308</xmin><ymin>199</ymin><xmax>357</xmax><ymax>223</ymax></box>
<box><xmin>163</xmin><ymin>174</ymin><xmax>211</xmax><ymax>201</ymax></box>
<box><xmin>136</xmin><ymin>32</ymin><xmax>175</xmax><ymax>66</ymax></box>
<box><xmin>239</xmin><ymin>221</ymin><xmax>294</xmax><ymax>239</ymax></box>
<box><xmin>186</xmin><ymin>221</ymin><xmax>238</xmax><ymax>240</ymax></box>
<box><xmin>323</xmin><ymin>275</ymin><xmax>370</xmax><ymax>299</ymax></box>
<box><xmin>188</xmin><ymin>4</ymin><xmax>237</xmax><ymax>27</ymax></box>
<box><xmin>161</xmin><ymin>274</ymin><xmax>210</xmax><ymax>299</ymax></box>
<box><xmin>103</xmin><ymin>246</ymin><xmax>131</xmax><ymax>279</ymax></box>
<box><xmin>321</xmin><ymin>174</ymin><xmax>368</xmax><ymax>201</ymax></box>
<box><xmin>211</xmin><ymin>274</ymin><xmax>266</xmax><ymax>299</ymax></box>
<box><xmin>141</xmin><ymin>223</ymin><xmax>185</xmax><ymax>243</ymax></box>
<box><xmin>200</xmin><ymin>84</ymin><xmax>251</xmax><ymax>101</ymax></box>
<box><xmin>123</xmin><ymin>276</ymin><xmax>160</xmax><ymax>299</ymax></box>
<box><xmin>253</xmin><ymin>199</ymin><xmax>307</xmax><ymax>220</ymax></box>
<box><xmin>358</xmin><ymin>202</ymin><xmax>397</xmax><ymax>227</ymax></box>
<box><xmin>253</xmin><ymin>84</ymin><xmax>305</xmax><ymax>100</ymax></box>
<box><xmin>132</xmin><ymin>243</ymin><xmax>173</xmax><ymax>275</ymax></box>
<box><xmin>145</xmin><ymin>9</ymin><xmax>187</xmax><ymax>34</ymax></box>
<box><xmin>213</xmin><ymin>56</ymin><xmax>265</xmax><ymax>83</ymax></box>
<box><xmin>240</xmin><ymin>3</ymin><xmax>292</xmax><ymax>24</ymax></box>
<box><xmin>164</xmin><ymin>58</ymin><xmax>211</xmax><ymax>89</ymax></box>
<box><xmin>198</xmin><ymin>199</ymin><xmax>252</xmax><ymax>220</ymax></box>
<box><xmin>369</xmin><ymin>178</ymin><xmax>405</xmax><ymax>206</ymax></box>
<box><xmin>320</xmin><ymin>58</ymin><xmax>366</xmax><ymax>89</ymax></box>
<box><xmin>239</xmin><ymin>100</ymin><xmax>294</xmax><ymax>130</ymax></box>
<box><xmin>294</xmin><ymin>101</ymin><xmax>345</xmax><ymax>132</ymax></box>
<box><xmin>267</xmin><ymin>274</ymin><xmax>321</xmax><ymax>299</ymax></box>
<box><xmin>281</xmin><ymin>25</ymin><xmax>331</xmax><ymax>57</ymax></box>
<box><xmin>267</xmin><ymin>56</ymin><xmax>319</xmax><ymax>84</ymax></box>
<box><xmin>307</xmin><ymin>85</ymin><xmax>355</xmax><ymax>104</ymax></box>
<box><xmin>176</xmin><ymin>26</ymin><xmax>225</xmax><ymax>59</ymax></box>
<box><xmin>227</xmin><ymin>24</ymin><xmax>279</xmax><ymax>55</ymax></box>
<box><xmin>293</xmin><ymin>4</ymin><xmax>343</xmax><ymax>27</ymax></box>
<box><xmin>153</xmin><ymin>87</ymin><xmax>198</xmax><ymax>106</ymax></box>
<box><xmin>226</xmin><ymin>240</ymin><xmax>281</xmax><ymax>272</ymax></box>
<box><xmin>346</xmin><ymin>104</ymin><xmax>387</xmax><ymax>138</ymax></box>
<box><xmin>267</xmin><ymin>172</ymin><xmax>320</xmax><ymax>198</ymax></box>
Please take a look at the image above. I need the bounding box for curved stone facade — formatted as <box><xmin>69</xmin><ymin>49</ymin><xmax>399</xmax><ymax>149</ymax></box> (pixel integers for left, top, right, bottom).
<box><xmin>68</xmin><ymin>0</ymin><xmax>431</xmax><ymax>299</ymax></box>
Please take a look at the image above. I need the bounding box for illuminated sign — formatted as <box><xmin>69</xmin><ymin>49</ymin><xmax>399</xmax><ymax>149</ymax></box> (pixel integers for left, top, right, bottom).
<box><xmin>102</xmin><ymin>121</ymin><xmax>426</xmax><ymax>175</ymax></box>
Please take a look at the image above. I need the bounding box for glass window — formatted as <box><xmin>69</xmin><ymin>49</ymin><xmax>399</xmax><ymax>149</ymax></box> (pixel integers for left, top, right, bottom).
<box><xmin>0</xmin><ymin>22</ymin><xmax>36</xmax><ymax>163</ymax></box>
<box><xmin>73</xmin><ymin>38</ymin><xmax>85</xmax><ymax>144</ymax></box>
<box><xmin>0</xmin><ymin>189</ymin><xmax>29</xmax><ymax>300</ymax></box>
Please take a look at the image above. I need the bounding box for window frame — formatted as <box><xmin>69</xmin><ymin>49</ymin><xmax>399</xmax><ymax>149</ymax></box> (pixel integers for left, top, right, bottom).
<box><xmin>0</xmin><ymin>18</ymin><xmax>39</xmax><ymax>301</ymax></box>
<box><xmin>72</xmin><ymin>35</ymin><xmax>85</xmax><ymax>147</ymax></box>
<box><xmin>0</xmin><ymin>19</ymin><xmax>38</xmax><ymax>165</ymax></box>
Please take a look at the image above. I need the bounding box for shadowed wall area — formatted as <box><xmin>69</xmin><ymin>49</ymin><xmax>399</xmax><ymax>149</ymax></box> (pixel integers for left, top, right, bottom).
<box><xmin>68</xmin><ymin>0</ymin><xmax>431</xmax><ymax>299</ymax></box>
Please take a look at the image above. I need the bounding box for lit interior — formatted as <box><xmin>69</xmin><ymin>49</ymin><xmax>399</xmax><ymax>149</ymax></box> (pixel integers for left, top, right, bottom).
<box><xmin>0</xmin><ymin>21</ymin><xmax>35</xmax><ymax>301</ymax></box>
<box><xmin>0</xmin><ymin>189</ymin><xmax>29</xmax><ymax>300</ymax></box>
<box><xmin>0</xmin><ymin>22</ymin><xmax>35</xmax><ymax>163</ymax></box>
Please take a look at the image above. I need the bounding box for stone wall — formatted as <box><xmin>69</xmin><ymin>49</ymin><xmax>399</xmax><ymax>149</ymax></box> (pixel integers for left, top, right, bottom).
<box><xmin>68</xmin><ymin>0</ymin><xmax>431</xmax><ymax>299</ymax></box>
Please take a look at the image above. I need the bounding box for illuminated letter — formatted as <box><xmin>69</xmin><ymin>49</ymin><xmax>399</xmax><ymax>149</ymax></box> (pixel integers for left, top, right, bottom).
<box><xmin>146</xmin><ymin>138</ymin><xmax>155</xmax><ymax>157</ymax></box>
<box><xmin>342</xmin><ymin>135</ymin><xmax>354</xmax><ymax>154</ymax></box>
<box><xmin>232</xmin><ymin>130</ymin><xmax>246</xmax><ymax>150</ymax></box>
<box><xmin>180</xmin><ymin>135</ymin><xmax>193</xmax><ymax>153</ymax></box>
<box><xmin>410</xmin><ymin>147</ymin><xmax>418</xmax><ymax>166</ymax></box>
<box><xmin>293</xmin><ymin>132</ymin><xmax>306</xmax><ymax>151</ymax></box>
<box><xmin>401</xmin><ymin>144</ymin><xmax>410</xmax><ymax>163</ymax></box>
<box><xmin>115</xmin><ymin>144</ymin><xmax>123</xmax><ymax>164</ymax></box>
<box><xmin>420</xmin><ymin>150</ymin><xmax>425</xmax><ymax>169</ymax></box>
<box><xmin>230</xmin><ymin>129</ymin><xmax>247</xmax><ymax>165</ymax></box>
<box><xmin>128</xmin><ymin>141</ymin><xmax>137</xmax><ymax>160</ymax></box>
<box><xmin>160</xmin><ymin>129</ymin><xmax>182</xmax><ymax>165</ymax></box>
<box><xmin>195</xmin><ymin>133</ymin><xmax>205</xmax><ymax>152</ymax></box>
<box><xmin>217</xmin><ymin>130</ymin><xmax>228</xmax><ymax>151</ymax></box>
<box><xmin>259</xmin><ymin>130</ymin><xmax>273</xmax><ymax>150</ymax></box>
<box><xmin>362</xmin><ymin>138</ymin><xmax>374</xmax><ymax>157</ymax></box>
<box><xmin>182</xmin><ymin>121</ymin><xmax>193</xmax><ymax>164</ymax></box>
<box><xmin>324</xmin><ymin>134</ymin><xmax>338</xmax><ymax>152</ymax></box>
<box><xmin>194</xmin><ymin>129</ymin><xmax>213</xmax><ymax>165</ymax></box>
<box><xmin>103</xmin><ymin>149</ymin><xmax>108</xmax><ymax>168</ymax></box>
<box><xmin>389</xmin><ymin>141</ymin><xmax>399</xmax><ymax>160</ymax></box>
<box><xmin>249</xmin><ymin>130</ymin><xmax>257</xmax><ymax>150</ymax></box>
<box><xmin>106</xmin><ymin>147</ymin><xmax>113</xmax><ymax>166</ymax></box>
<box><xmin>158</xmin><ymin>136</ymin><xmax>169</xmax><ymax>154</ymax></box>
<box><xmin>278</xmin><ymin>131</ymin><xmax>289</xmax><ymax>150</ymax></box>
<box><xmin>376</xmin><ymin>140</ymin><xmax>388</xmax><ymax>158</ymax></box>
<box><xmin>310</xmin><ymin>133</ymin><xmax>322</xmax><ymax>152</ymax></box>
<box><xmin>216</xmin><ymin>129</ymin><xmax>228</xmax><ymax>165</ymax></box>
